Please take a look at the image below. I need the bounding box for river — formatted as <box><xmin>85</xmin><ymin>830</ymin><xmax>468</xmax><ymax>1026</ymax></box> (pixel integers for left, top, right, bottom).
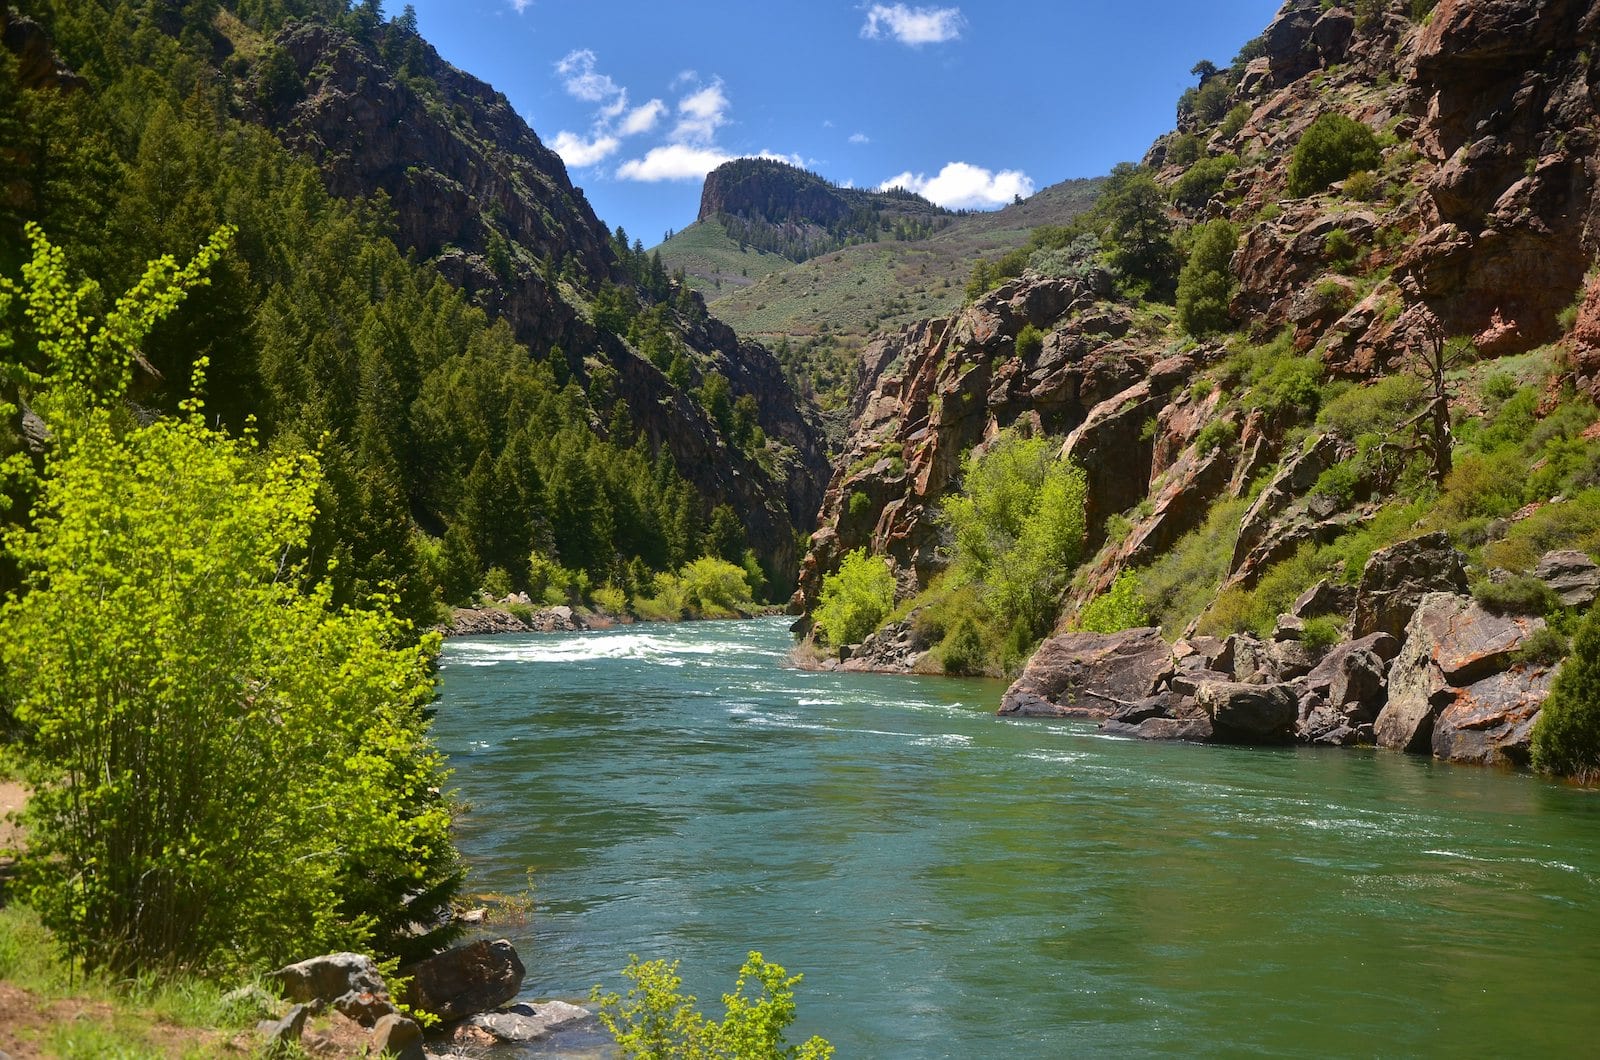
<box><xmin>434</xmin><ymin>618</ymin><xmax>1600</xmax><ymax>1057</ymax></box>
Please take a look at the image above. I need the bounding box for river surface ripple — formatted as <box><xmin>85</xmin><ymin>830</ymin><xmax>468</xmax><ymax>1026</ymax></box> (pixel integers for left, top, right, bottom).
<box><xmin>435</xmin><ymin>618</ymin><xmax>1600</xmax><ymax>1058</ymax></box>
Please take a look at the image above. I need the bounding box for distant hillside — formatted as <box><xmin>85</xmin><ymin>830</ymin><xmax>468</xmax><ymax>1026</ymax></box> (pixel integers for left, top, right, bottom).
<box><xmin>659</xmin><ymin>175</ymin><xmax>1103</xmax><ymax>413</ymax></box>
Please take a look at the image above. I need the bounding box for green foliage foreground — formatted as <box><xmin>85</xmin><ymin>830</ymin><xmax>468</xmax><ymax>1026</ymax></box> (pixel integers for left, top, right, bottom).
<box><xmin>1</xmin><ymin>227</ymin><xmax>458</xmax><ymax>975</ymax></box>
<box><xmin>1532</xmin><ymin>603</ymin><xmax>1600</xmax><ymax>782</ymax></box>
<box><xmin>593</xmin><ymin>951</ymin><xmax>833</xmax><ymax>1059</ymax></box>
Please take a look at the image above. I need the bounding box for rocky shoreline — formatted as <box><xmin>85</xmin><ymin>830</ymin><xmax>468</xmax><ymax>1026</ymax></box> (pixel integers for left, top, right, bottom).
<box><xmin>799</xmin><ymin>534</ymin><xmax>1598</xmax><ymax>771</ymax></box>
<box><xmin>1004</xmin><ymin>536</ymin><xmax>1595</xmax><ymax>768</ymax></box>
<box><xmin>440</xmin><ymin>600</ymin><xmax>785</xmax><ymax>638</ymax></box>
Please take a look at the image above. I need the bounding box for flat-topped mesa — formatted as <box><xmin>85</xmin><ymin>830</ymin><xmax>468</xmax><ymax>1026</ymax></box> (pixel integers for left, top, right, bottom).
<box><xmin>698</xmin><ymin>157</ymin><xmax>948</xmax><ymax>227</ymax></box>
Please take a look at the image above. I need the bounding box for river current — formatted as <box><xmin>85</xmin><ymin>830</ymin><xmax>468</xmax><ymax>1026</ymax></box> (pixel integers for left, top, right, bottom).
<box><xmin>434</xmin><ymin>618</ymin><xmax>1600</xmax><ymax>1057</ymax></box>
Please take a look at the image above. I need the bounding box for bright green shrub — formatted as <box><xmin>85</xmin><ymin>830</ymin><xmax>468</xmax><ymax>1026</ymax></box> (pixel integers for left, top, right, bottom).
<box><xmin>1139</xmin><ymin>495</ymin><xmax>1251</xmax><ymax>635</ymax></box>
<box><xmin>1471</xmin><ymin>575</ymin><xmax>1561</xmax><ymax>616</ymax></box>
<box><xmin>679</xmin><ymin>556</ymin><xmax>755</xmax><ymax>618</ymax></box>
<box><xmin>1176</xmin><ymin>219</ymin><xmax>1239</xmax><ymax>336</ymax></box>
<box><xmin>940</xmin><ymin>615</ymin><xmax>988</xmax><ymax>675</ymax></box>
<box><xmin>1300</xmin><ymin>615</ymin><xmax>1344</xmax><ymax>651</ymax></box>
<box><xmin>848</xmin><ymin>490</ymin><xmax>871</xmax><ymax>519</ymax></box>
<box><xmin>1482</xmin><ymin>490</ymin><xmax>1600</xmax><ymax>572</ymax></box>
<box><xmin>1195</xmin><ymin>418</ymin><xmax>1239</xmax><ymax>456</ymax></box>
<box><xmin>593</xmin><ymin>584</ymin><xmax>629</xmax><ymax>614</ymax></box>
<box><xmin>1015</xmin><ymin>324</ymin><xmax>1044</xmax><ymax>360</ymax></box>
<box><xmin>1078</xmin><ymin>571</ymin><xmax>1151</xmax><ymax>633</ymax></box>
<box><xmin>2</xmin><ymin>411</ymin><xmax>458</xmax><ymax>974</ymax></box>
<box><xmin>592</xmin><ymin>951</ymin><xmax>834</xmax><ymax>1059</ymax></box>
<box><xmin>942</xmin><ymin>430</ymin><xmax>1088</xmax><ymax>639</ymax></box>
<box><xmin>1531</xmin><ymin>603</ymin><xmax>1600</xmax><ymax>780</ymax></box>
<box><xmin>1167</xmin><ymin>133</ymin><xmax>1204</xmax><ymax>167</ymax></box>
<box><xmin>1287</xmin><ymin>113</ymin><xmax>1382</xmax><ymax>197</ymax></box>
<box><xmin>1218</xmin><ymin>103</ymin><xmax>1251</xmax><ymax>140</ymax></box>
<box><xmin>1172</xmin><ymin>153</ymin><xmax>1239</xmax><ymax>210</ymax></box>
<box><xmin>813</xmin><ymin>548</ymin><xmax>895</xmax><ymax>646</ymax></box>
<box><xmin>1317</xmin><ymin>374</ymin><xmax>1425</xmax><ymax>438</ymax></box>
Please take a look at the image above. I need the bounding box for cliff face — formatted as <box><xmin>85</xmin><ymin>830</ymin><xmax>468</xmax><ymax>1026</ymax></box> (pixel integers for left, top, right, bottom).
<box><xmin>798</xmin><ymin>0</ymin><xmax>1600</xmax><ymax>639</ymax></box>
<box><xmin>257</xmin><ymin>19</ymin><xmax>829</xmax><ymax>586</ymax></box>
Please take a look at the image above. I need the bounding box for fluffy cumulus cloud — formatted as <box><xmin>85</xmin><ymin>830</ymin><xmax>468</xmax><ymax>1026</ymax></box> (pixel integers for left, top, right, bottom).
<box><xmin>555</xmin><ymin>49</ymin><xmax>622</xmax><ymax>105</ymax></box>
<box><xmin>550</xmin><ymin>53</ymin><xmax>803</xmax><ymax>184</ymax></box>
<box><xmin>672</xmin><ymin>80</ymin><xmax>730</xmax><ymax>144</ymax></box>
<box><xmin>879</xmin><ymin>162</ymin><xmax>1033</xmax><ymax>209</ymax></box>
<box><xmin>619</xmin><ymin>98</ymin><xmax>667</xmax><ymax>137</ymax></box>
<box><xmin>849</xmin><ymin>132</ymin><xmax>871</xmax><ymax>145</ymax></box>
<box><xmin>618</xmin><ymin>146</ymin><xmax>802</xmax><ymax>183</ymax></box>
<box><xmin>551</xmin><ymin>51</ymin><xmax>665</xmax><ymax>170</ymax></box>
<box><xmin>551</xmin><ymin>131</ymin><xmax>621</xmax><ymax>168</ymax></box>
<box><xmin>860</xmin><ymin>4</ymin><xmax>965</xmax><ymax>46</ymax></box>
<box><xmin>507</xmin><ymin>0</ymin><xmax>531</xmax><ymax>12</ymax></box>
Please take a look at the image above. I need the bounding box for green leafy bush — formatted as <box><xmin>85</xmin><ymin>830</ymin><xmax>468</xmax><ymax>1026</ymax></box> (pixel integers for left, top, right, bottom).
<box><xmin>592</xmin><ymin>584</ymin><xmax>629</xmax><ymax>614</ymax></box>
<box><xmin>1167</xmin><ymin>133</ymin><xmax>1204</xmax><ymax>167</ymax></box>
<box><xmin>1015</xmin><ymin>324</ymin><xmax>1044</xmax><ymax>360</ymax></box>
<box><xmin>942</xmin><ymin>430</ymin><xmax>1088</xmax><ymax>639</ymax></box>
<box><xmin>940</xmin><ymin>615</ymin><xmax>988</xmax><ymax>675</ymax></box>
<box><xmin>1287</xmin><ymin>113</ymin><xmax>1382</xmax><ymax>197</ymax></box>
<box><xmin>1138</xmin><ymin>495</ymin><xmax>1251</xmax><ymax>635</ymax></box>
<box><xmin>1218</xmin><ymin>103</ymin><xmax>1251</xmax><ymax>140</ymax></box>
<box><xmin>1515</xmin><ymin>624</ymin><xmax>1569</xmax><ymax>666</ymax></box>
<box><xmin>1531</xmin><ymin>604</ymin><xmax>1600</xmax><ymax>780</ymax></box>
<box><xmin>1316</xmin><ymin>374</ymin><xmax>1425</xmax><ymax>439</ymax></box>
<box><xmin>1176</xmin><ymin>219</ymin><xmax>1239</xmax><ymax>336</ymax></box>
<box><xmin>2</xmin><ymin>411</ymin><xmax>458</xmax><ymax>974</ymax></box>
<box><xmin>847</xmin><ymin>490</ymin><xmax>872</xmax><ymax>519</ymax></box>
<box><xmin>813</xmin><ymin>548</ymin><xmax>895</xmax><ymax>646</ymax></box>
<box><xmin>592</xmin><ymin>951</ymin><xmax>834</xmax><ymax>1059</ymax></box>
<box><xmin>1172</xmin><ymin>153</ymin><xmax>1239</xmax><ymax>210</ymax></box>
<box><xmin>1078</xmin><ymin>571</ymin><xmax>1151</xmax><ymax>633</ymax></box>
<box><xmin>1300</xmin><ymin>615</ymin><xmax>1344</xmax><ymax>652</ymax></box>
<box><xmin>1471</xmin><ymin>575</ymin><xmax>1560</xmax><ymax>616</ymax></box>
<box><xmin>1195</xmin><ymin>418</ymin><xmax>1239</xmax><ymax>456</ymax></box>
<box><xmin>1342</xmin><ymin>169</ymin><xmax>1379</xmax><ymax>201</ymax></box>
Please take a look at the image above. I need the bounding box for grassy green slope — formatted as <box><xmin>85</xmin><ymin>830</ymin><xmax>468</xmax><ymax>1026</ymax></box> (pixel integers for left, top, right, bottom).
<box><xmin>657</xmin><ymin>218</ymin><xmax>793</xmax><ymax>296</ymax></box>
<box><xmin>701</xmin><ymin>179</ymin><xmax>1102</xmax><ymax>337</ymax></box>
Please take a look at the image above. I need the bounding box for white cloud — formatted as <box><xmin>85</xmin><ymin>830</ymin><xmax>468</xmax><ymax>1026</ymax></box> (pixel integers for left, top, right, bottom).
<box><xmin>849</xmin><ymin>132</ymin><xmax>871</xmax><ymax>145</ymax></box>
<box><xmin>672</xmin><ymin>80</ymin><xmax>730</xmax><ymax>144</ymax></box>
<box><xmin>552</xmin><ymin>130</ymin><xmax>622</xmax><ymax>168</ymax></box>
<box><xmin>616</xmin><ymin>144</ymin><xmax>733</xmax><ymax>182</ymax></box>
<box><xmin>508</xmin><ymin>0</ymin><xmax>531</xmax><ymax>11</ymax></box>
<box><xmin>555</xmin><ymin>49</ymin><xmax>623</xmax><ymax>105</ymax></box>
<box><xmin>617</xmin><ymin>147</ymin><xmax>802</xmax><ymax>183</ymax></box>
<box><xmin>861</xmin><ymin>4</ymin><xmax>965</xmax><ymax>46</ymax></box>
<box><xmin>878</xmin><ymin>161</ymin><xmax>1033</xmax><ymax>209</ymax></box>
<box><xmin>620</xmin><ymin>98</ymin><xmax>667</xmax><ymax>137</ymax></box>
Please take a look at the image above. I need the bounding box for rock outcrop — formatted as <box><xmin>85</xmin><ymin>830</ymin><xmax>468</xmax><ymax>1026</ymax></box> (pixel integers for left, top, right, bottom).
<box><xmin>1375</xmin><ymin>592</ymin><xmax>1546</xmax><ymax>759</ymax></box>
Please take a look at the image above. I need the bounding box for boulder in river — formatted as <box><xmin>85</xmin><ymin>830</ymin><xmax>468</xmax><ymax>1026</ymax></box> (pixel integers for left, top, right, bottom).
<box><xmin>1197</xmin><ymin>680</ymin><xmax>1300</xmax><ymax>743</ymax></box>
<box><xmin>402</xmin><ymin>938</ymin><xmax>525</xmax><ymax>1023</ymax></box>
<box><xmin>999</xmin><ymin>627</ymin><xmax>1172</xmax><ymax>717</ymax></box>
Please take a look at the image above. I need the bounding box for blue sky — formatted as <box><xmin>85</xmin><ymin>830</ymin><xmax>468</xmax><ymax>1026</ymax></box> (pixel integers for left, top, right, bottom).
<box><xmin>401</xmin><ymin>1</ymin><xmax>1284</xmax><ymax>246</ymax></box>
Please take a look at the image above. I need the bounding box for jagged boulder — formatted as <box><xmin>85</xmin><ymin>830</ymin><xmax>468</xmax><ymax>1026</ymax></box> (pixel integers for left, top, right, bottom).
<box><xmin>1349</xmin><ymin>533</ymin><xmax>1469</xmax><ymax>639</ymax></box>
<box><xmin>272</xmin><ymin>952</ymin><xmax>396</xmax><ymax>1027</ymax></box>
<box><xmin>1432</xmin><ymin>667</ymin><xmax>1553</xmax><ymax>766</ymax></box>
<box><xmin>999</xmin><ymin>628</ymin><xmax>1172</xmax><ymax>718</ymax></box>
<box><xmin>1533</xmin><ymin>550</ymin><xmax>1600</xmax><ymax>608</ymax></box>
<box><xmin>403</xmin><ymin>939</ymin><xmax>525</xmax><ymax>1023</ymax></box>
<box><xmin>839</xmin><ymin>618</ymin><xmax>931</xmax><ymax>674</ymax></box>
<box><xmin>1197</xmin><ymin>681</ymin><xmax>1300</xmax><ymax>743</ymax></box>
<box><xmin>1375</xmin><ymin>592</ymin><xmax>1544</xmax><ymax>753</ymax></box>
<box><xmin>1298</xmin><ymin>632</ymin><xmax>1398</xmax><ymax>744</ymax></box>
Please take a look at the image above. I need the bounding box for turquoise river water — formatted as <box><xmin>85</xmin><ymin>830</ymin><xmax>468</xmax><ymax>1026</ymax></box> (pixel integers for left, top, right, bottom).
<box><xmin>434</xmin><ymin>618</ymin><xmax>1600</xmax><ymax>1057</ymax></box>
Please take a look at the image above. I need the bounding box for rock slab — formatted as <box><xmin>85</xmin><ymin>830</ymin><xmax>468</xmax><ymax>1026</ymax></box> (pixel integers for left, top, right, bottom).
<box><xmin>999</xmin><ymin>627</ymin><xmax>1172</xmax><ymax>717</ymax></box>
